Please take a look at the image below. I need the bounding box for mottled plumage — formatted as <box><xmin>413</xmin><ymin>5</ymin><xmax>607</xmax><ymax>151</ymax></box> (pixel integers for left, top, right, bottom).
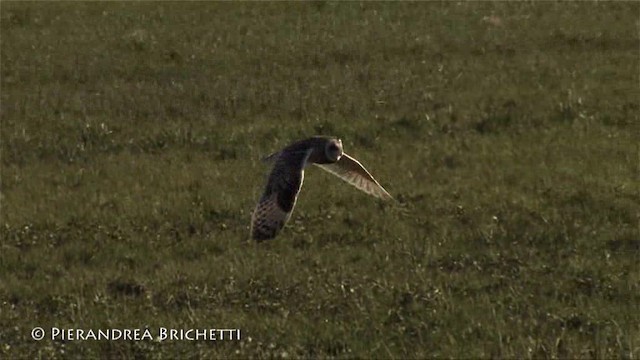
<box><xmin>251</xmin><ymin>136</ymin><xmax>392</xmax><ymax>241</ymax></box>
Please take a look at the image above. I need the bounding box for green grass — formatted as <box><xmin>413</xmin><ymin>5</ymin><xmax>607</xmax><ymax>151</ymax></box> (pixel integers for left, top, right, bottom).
<box><xmin>1</xmin><ymin>2</ymin><xmax>638</xmax><ymax>358</ymax></box>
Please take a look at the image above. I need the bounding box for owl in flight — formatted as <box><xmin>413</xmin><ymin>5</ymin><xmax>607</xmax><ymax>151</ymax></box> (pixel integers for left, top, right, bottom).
<box><xmin>251</xmin><ymin>136</ymin><xmax>393</xmax><ymax>241</ymax></box>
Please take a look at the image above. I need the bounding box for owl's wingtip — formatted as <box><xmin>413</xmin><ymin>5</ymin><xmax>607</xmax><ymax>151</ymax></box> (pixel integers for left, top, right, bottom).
<box><xmin>251</xmin><ymin>229</ymin><xmax>277</xmax><ymax>242</ymax></box>
<box><xmin>376</xmin><ymin>186</ymin><xmax>395</xmax><ymax>202</ymax></box>
<box><xmin>382</xmin><ymin>192</ymin><xmax>396</xmax><ymax>202</ymax></box>
<box><xmin>250</xmin><ymin>219</ymin><xmax>280</xmax><ymax>242</ymax></box>
<box><xmin>261</xmin><ymin>151</ymin><xmax>280</xmax><ymax>164</ymax></box>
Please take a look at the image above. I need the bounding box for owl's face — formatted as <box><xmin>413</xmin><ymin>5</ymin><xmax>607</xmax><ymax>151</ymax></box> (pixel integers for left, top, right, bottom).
<box><xmin>324</xmin><ymin>138</ymin><xmax>343</xmax><ymax>163</ymax></box>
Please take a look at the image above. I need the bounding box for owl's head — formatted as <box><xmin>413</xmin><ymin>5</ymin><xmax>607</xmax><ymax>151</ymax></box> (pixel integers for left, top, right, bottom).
<box><xmin>324</xmin><ymin>138</ymin><xmax>343</xmax><ymax>163</ymax></box>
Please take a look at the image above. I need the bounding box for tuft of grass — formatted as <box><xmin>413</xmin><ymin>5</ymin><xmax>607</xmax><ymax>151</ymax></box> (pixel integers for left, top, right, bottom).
<box><xmin>1</xmin><ymin>2</ymin><xmax>638</xmax><ymax>358</ymax></box>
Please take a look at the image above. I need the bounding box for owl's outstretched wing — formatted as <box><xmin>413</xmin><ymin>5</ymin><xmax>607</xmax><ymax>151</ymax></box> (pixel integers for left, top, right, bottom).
<box><xmin>315</xmin><ymin>153</ymin><xmax>393</xmax><ymax>200</ymax></box>
<box><xmin>251</xmin><ymin>149</ymin><xmax>312</xmax><ymax>241</ymax></box>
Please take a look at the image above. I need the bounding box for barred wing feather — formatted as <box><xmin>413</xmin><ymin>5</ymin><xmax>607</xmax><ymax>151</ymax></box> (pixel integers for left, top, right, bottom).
<box><xmin>251</xmin><ymin>149</ymin><xmax>311</xmax><ymax>241</ymax></box>
<box><xmin>316</xmin><ymin>153</ymin><xmax>393</xmax><ymax>200</ymax></box>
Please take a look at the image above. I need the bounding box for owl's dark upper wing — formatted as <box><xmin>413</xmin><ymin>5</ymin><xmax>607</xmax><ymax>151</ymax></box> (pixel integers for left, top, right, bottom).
<box><xmin>315</xmin><ymin>153</ymin><xmax>393</xmax><ymax>200</ymax></box>
<box><xmin>251</xmin><ymin>149</ymin><xmax>312</xmax><ymax>241</ymax></box>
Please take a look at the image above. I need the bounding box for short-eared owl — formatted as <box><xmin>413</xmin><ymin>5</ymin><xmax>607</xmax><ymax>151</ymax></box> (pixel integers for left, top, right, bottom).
<box><xmin>251</xmin><ymin>136</ymin><xmax>393</xmax><ymax>241</ymax></box>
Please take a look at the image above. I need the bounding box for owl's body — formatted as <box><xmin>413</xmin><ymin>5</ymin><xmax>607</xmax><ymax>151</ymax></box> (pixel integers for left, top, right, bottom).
<box><xmin>251</xmin><ymin>136</ymin><xmax>392</xmax><ymax>241</ymax></box>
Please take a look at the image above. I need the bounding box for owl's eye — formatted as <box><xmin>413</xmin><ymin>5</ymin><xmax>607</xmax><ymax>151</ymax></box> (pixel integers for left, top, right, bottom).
<box><xmin>329</xmin><ymin>144</ymin><xmax>339</xmax><ymax>151</ymax></box>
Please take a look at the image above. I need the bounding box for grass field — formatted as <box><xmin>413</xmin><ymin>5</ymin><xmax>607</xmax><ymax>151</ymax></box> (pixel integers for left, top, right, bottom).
<box><xmin>1</xmin><ymin>2</ymin><xmax>638</xmax><ymax>358</ymax></box>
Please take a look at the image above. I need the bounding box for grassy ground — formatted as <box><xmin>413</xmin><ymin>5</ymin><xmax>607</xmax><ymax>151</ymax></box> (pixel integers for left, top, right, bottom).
<box><xmin>1</xmin><ymin>2</ymin><xmax>638</xmax><ymax>358</ymax></box>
